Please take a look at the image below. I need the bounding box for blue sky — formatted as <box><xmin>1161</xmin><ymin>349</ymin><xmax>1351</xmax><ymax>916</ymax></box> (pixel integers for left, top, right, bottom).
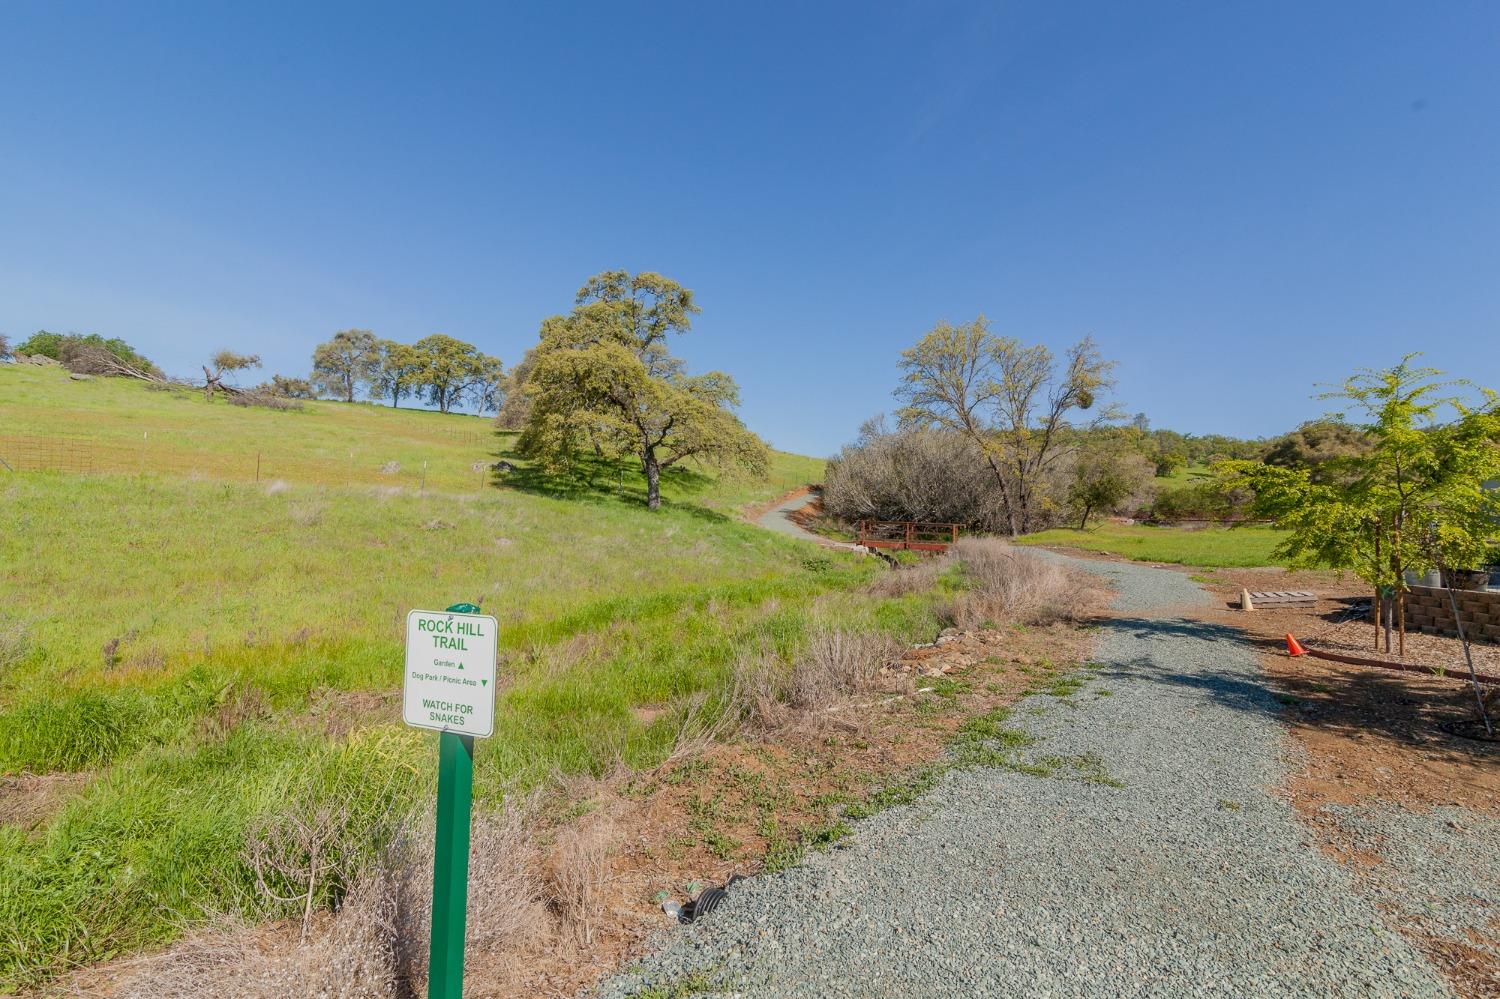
<box><xmin>2</xmin><ymin>1</ymin><xmax>1497</xmax><ymax>456</ymax></box>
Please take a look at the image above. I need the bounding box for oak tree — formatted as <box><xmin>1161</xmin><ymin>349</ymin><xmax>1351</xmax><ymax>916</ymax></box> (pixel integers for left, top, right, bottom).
<box><xmin>371</xmin><ymin>339</ymin><xmax>422</xmax><ymax>408</ymax></box>
<box><xmin>519</xmin><ymin>270</ymin><xmax>768</xmax><ymax>509</ymax></box>
<box><xmin>311</xmin><ymin>329</ymin><xmax>381</xmax><ymax>403</ymax></box>
<box><xmin>410</xmin><ymin>334</ymin><xmax>501</xmax><ymax>414</ymax></box>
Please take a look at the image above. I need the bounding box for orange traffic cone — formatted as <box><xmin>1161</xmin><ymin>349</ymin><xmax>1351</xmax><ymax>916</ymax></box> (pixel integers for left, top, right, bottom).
<box><xmin>1285</xmin><ymin>633</ymin><xmax>1307</xmax><ymax>657</ymax></box>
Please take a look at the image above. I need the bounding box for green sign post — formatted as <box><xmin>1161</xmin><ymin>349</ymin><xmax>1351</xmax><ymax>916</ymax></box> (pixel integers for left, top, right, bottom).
<box><xmin>403</xmin><ymin>601</ymin><xmax>498</xmax><ymax>999</ymax></box>
<box><xmin>429</xmin><ymin>725</ymin><xmax>474</xmax><ymax>998</ymax></box>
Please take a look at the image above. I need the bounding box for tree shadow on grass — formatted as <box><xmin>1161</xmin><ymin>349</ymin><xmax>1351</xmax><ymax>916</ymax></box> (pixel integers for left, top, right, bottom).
<box><xmin>1090</xmin><ymin>615</ymin><xmax>1500</xmax><ymax>764</ymax></box>
<box><xmin>480</xmin><ymin>435</ymin><xmax>733</xmax><ymax>525</ymax></box>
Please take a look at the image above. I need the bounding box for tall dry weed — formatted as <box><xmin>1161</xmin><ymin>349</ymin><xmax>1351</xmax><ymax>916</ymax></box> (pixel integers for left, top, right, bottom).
<box><xmin>546</xmin><ymin>816</ymin><xmax>617</xmax><ymax>949</ymax></box>
<box><xmin>84</xmin><ymin>795</ymin><xmax>553</xmax><ymax>999</ymax></box>
<box><xmin>787</xmin><ymin>628</ymin><xmax>902</xmax><ymax>710</ymax></box>
<box><xmin>732</xmin><ymin>627</ymin><xmax>904</xmax><ymax>726</ymax></box>
<box><xmin>862</xmin><ymin>557</ymin><xmax>944</xmax><ymax>597</ymax></box>
<box><xmin>941</xmin><ymin>537</ymin><xmax>1101</xmax><ymax>628</ymax></box>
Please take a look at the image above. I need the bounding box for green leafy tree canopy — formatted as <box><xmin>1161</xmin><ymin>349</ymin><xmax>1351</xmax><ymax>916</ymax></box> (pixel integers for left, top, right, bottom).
<box><xmin>1220</xmin><ymin>356</ymin><xmax>1500</xmax><ymax>648</ymax></box>
<box><xmin>518</xmin><ymin>270</ymin><xmax>768</xmax><ymax>509</ymax></box>
<box><xmin>410</xmin><ymin>334</ymin><xmax>501</xmax><ymax>414</ymax></box>
<box><xmin>311</xmin><ymin>329</ymin><xmax>381</xmax><ymax>403</ymax></box>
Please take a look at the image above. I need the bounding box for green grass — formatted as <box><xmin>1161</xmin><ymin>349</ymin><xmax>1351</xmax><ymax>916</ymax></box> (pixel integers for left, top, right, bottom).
<box><xmin>0</xmin><ymin>367</ymin><xmax>890</xmax><ymax>991</ymax></box>
<box><xmin>0</xmin><ymin>362</ymin><xmax>823</xmax><ymax>506</ymax></box>
<box><xmin>1155</xmin><ymin>462</ymin><xmax>1214</xmax><ymax>485</ymax></box>
<box><xmin>1017</xmin><ymin>522</ymin><xmax>1285</xmax><ymax>567</ymax></box>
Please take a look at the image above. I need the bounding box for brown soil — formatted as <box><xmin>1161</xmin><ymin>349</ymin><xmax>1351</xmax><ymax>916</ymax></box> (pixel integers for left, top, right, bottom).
<box><xmin>0</xmin><ymin>773</ymin><xmax>89</xmax><ymax>829</ymax></box>
<box><xmin>1155</xmin><ymin>563</ymin><xmax>1499</xmax><ymax>998</ymax></box>
<box><xmin>742</xmin><ymin>484</ymin><xmax>813</xmax><ymax>523</ymax></box>
<box><xmin>1183</xmin><ymin>566</ymin><xmax>1500</xmax><ymax>817</ymax></box>
<box><xmin>785</xmin><ymin>494</ymin><xmax>823</xmax><ymax>531</ymax></box>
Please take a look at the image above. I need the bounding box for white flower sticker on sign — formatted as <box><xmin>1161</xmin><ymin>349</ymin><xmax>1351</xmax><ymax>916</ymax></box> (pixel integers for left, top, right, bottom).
<box><xmin>402</xmin><ymin>608</ymin><xmax>498</xmax><ymax>738</ymax></box>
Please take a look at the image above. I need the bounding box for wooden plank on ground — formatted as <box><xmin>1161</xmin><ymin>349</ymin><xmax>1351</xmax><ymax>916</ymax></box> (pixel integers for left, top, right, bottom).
<box><xmin>1248</xmin><ymin>590</ymin><xmax>1316</xmax><ymax>606</ymax></box>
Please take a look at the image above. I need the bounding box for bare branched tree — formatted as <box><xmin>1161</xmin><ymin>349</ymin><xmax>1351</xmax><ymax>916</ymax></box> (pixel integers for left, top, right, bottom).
<box><xmin>896</xmin><ymin>317</ymin><xmax>1121</xmax><ymax>535</ymax></box>
<box><xmin>202</xmin><ymin>349</ymin><xmax>262</xmax><ymax>401</ymax></box>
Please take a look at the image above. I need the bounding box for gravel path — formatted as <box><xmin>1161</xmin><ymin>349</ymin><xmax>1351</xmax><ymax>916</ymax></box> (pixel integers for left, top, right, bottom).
<box><xmin>597</xmin><ymin>555</ymin><xmax>1458</xmax><ymax>998</ymax></box>
<box><xmin>754</xmin><ymin>492</ymin><xmax>826</xmax><ymax>543</ymax></box>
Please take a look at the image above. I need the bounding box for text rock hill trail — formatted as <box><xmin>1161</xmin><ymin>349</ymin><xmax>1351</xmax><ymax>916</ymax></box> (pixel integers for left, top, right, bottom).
<box><xmin>597</xmin><ymin>555</ymin><xmax>1460</xmax><ymax>999</ymax></box>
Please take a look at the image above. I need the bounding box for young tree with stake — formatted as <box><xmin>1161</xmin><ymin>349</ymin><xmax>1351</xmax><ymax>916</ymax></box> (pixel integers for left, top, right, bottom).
<box><xmin>1221</xmin><ymin>356</ymin><xmax>1500</xmax><ymax>656</ymax></box>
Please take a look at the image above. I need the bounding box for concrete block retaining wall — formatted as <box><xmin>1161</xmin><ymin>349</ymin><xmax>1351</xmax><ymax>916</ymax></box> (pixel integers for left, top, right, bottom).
<box><xmin>1404</xmin><ymin>585</ymin><xmax>1500</xmax><ymax>644</ymax></box>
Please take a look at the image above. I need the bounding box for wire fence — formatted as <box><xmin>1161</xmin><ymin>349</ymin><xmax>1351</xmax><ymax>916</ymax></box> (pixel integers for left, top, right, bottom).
<box><xmin>0</xmin><ymin>434</ymin><xmax>96</xmax><ymax>474</ymax></box>
<box><xmin>0</xmin><ymin>432</ymin><xmax>498</xmax><ymax>493</ymax></box>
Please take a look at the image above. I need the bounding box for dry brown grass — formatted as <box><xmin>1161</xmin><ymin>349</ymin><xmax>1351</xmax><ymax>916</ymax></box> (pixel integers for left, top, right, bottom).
<box><xmin>58</xmin><ymin>788</ymin><xmax>622</xmax><ymax>999</ymax></box>
<box><xmin>0</xmin><ymin>617</ymin><xmax>30</xmax><ymax>673</ymax></box>
<box><xmin>732</xmin><ymin>626</ymin><xmax>906</xmax><ymax>728</ymax></box>
<box><xmin>941</xmin><ymin>537</ymin><xmax>1103</xmax><ymax>630</ymax></box>
<box><xmin>862</xmin><ymin>557</ymin><xmax>945</xmax><ymax>597</ymax></box>
<box><xmin>788</xmin><ymin>628</ymin><xmax>903</xmax><ymax>710</ymax></box>
<box><xmin>731</xmin><ymin>649</ymin><xmax>787</xmax><ymax>729</ymax></box>
<box><xmin>547</xmin><ymin>816</ymin><xmax>617</xmax><ymax>949</ymax></box>
<box><xmin>0</xmin><ymin>773</ymin><xmax>89</xmax><ymax>830</ymax></box>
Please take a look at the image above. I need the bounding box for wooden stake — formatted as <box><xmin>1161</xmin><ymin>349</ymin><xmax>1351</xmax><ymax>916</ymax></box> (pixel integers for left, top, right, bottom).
<box><xmin>1386</xmin><ymin>510</ymin><xmax>1398</xmax><ymax>657</ymax></box>
<box><xmin>1443</xmin><ymin>571</ymin><xmax>1494</xmax><ymax>736</ymax></box>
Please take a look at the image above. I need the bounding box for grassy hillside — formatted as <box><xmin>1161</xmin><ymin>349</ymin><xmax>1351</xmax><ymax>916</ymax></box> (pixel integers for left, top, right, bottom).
<box><xmin>0</xmin><ymin>365</ymin><xmax>916</xmax><ymax>990</ymax></box>
<box><xmin>0</xmin><ymin>363</ymin><xmax>823</xmax><ymax>508</ymax></box>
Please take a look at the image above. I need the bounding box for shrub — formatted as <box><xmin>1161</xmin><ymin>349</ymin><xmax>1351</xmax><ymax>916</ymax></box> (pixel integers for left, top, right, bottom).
<box><xmin>229</xmin><ymin>390</ymin><xmax>304</xmax><ymax>411</ymax></box>
<box><xmin>19</xmin><ymin>331</ymin><xmax>158</xmax><ymax>376</ymax></box>
<box><xmin>863</xmin><ymin>557</ymin><xmax>944</xmax><ymax>597</ymax></box>
<box><xmin>822</xmin><ymin>420</ymin><xmax>1010</xmax><ymax>530</ymax></box>
<box><xmin>257</xmin><ymin>375</ymin><xmax>317</xmax><ymax>399</ymax></box>
<box><xmin>733</xmin><ymin>627</ymin><xmax>903</xmax><ymax>724</ymax></box>
<box><xmin>1154</xmin><ymin>451</ymin><xmax>1187</xmax><ymax>477</ymax></box>
<box><xmin>787</xmin><ymin>627</ymin><xmax>902</xmax><ymax>710</ymax></box>
<box><xmin>1144</xmin><ymin>481</ymin><xmax>1247</xmax><ymax>523</ymax></box>
<box><xmin>940</xmin><ymin>538</ymin><xmax>1101</xmax><ymax>628</ymax></box>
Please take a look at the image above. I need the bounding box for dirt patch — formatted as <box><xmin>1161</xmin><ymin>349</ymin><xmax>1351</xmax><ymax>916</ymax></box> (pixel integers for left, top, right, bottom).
<box><xmin>0</xmin><ymin>773</ymin><xmax>89</xmax><ymax>829</ymax></box>
<box><xmin>742</xmin><ymin>485</ymin><xmax>813</xmax><ymax>523</ymax></box>
<box><xmin>1183</xmin><ymin>566</ymin><xmax>1500</xmax><ymax>817</ymax></box>
<box><xmin>1157</xmin><ymin>564</ymin><xmax>1500</xmax><ymax>998</ymax></box>
<box><xmin>1418</xmin><ymin>928</ymin><xmax>1500</xmax><ymax>999</ymax></box>
<box><xmin>785</xmin><ymin>494</ymin><xmax>822</xmax><ymax>531</ymax></box>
